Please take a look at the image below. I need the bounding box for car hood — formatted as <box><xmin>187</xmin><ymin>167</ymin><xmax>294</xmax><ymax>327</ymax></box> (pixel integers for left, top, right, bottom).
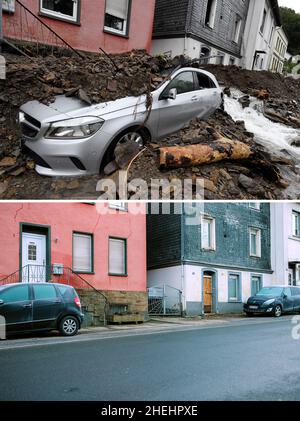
<box><xmin>21</xmin><ymin>94</ymin><xmax>147</xmax><ymax>124</ymax></box>
<box><xmin>247</xmin><ymin>295</ymin><xmax>279</xmax><ymax>304</ymax></box>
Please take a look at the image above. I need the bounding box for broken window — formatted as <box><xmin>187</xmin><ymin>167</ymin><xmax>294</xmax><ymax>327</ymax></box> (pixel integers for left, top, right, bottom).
<box><xmin>205</xmin><ymin>0</ymin><xmax>218</xmax><ymax>29</ymax></box>
<box><xmin>233</xmin><ymin>16</ymin><xmax>242</xmax><ymax>44</ymax></box>
<box><xmin>40</xmin><ymin>0</ymin><xmax>79</xmax><ymax>23</ymax></box>
<box><xmin>104</xmin><ymin>0</ymin><xmax>130</xmax><ymax>36</ymax></box>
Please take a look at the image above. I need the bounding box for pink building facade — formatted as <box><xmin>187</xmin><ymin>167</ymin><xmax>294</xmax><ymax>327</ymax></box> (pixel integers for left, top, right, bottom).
<box><xmin>2</xmin><ymin>0</ymin><xmax>156</xmax><ymax>54</ymax></box>
<box><xmin>0</xmin><ymin>202</ymin><xmax>147</xmax><ymax>323</ymax></box>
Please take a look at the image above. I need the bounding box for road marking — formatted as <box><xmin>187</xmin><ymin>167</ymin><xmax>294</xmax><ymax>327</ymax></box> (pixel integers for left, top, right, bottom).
<box><xmin>0</xmin><ymin>317</ymin><xmax>293</xmax><ymax>351</ymax></box>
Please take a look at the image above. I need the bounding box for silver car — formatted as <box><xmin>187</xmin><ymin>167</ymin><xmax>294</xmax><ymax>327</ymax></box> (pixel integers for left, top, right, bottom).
<box><xmin>19</xmin><ymin>68</ymin><xmax>222</xmax><ymax>176</ymax></box>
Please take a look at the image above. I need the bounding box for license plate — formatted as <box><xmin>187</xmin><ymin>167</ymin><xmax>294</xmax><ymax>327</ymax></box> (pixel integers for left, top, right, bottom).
<box><xmin>249</xmin><ymin>306</ymin><xmax>258</xmax><ymax>310</ymax></box>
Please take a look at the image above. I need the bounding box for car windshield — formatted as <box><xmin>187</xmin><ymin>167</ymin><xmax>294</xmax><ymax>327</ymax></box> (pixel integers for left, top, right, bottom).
<box><xmin>256</xmin><ymin>287</ymin><xmax>283</xmax><ymax>297</ymax></box>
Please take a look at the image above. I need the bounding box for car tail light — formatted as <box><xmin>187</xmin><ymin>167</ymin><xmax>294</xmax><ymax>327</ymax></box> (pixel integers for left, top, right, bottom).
<box><xmin>74</xmin><ymin>297</ymin><xmax>81</xmax><ymax>309</ymax></box>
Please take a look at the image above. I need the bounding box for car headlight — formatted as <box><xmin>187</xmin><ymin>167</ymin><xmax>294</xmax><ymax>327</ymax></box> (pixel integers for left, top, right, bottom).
<box><xmin>263</xmin><ymin>299</ymin><xmax>276</xmax><ymax>306</ymax></box>
<box><xmin>45</xmin><ymin>116</ymin><xmax>104</xmax><ymax>139</ymax></box>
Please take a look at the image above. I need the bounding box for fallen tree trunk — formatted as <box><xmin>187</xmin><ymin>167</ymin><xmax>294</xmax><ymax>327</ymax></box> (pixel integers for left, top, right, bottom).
<box><xmin>159</xmin><ymin>134</ymin><xmax>253</xmax><ymax>169</ymax></box>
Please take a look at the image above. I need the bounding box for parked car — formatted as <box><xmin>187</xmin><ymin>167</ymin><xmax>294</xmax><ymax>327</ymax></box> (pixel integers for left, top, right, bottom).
<box><xmin>0</xmin><ymin>283</ymin><xmax>84</xmax><ymax>337</ymax></box>
<box><xmin>19</xmin><ymin>67</ymin><xmax>223</xmax><ymax>176</ymax></box>
<box><xmin>244</xmin><ymin>286</ymin><xmax>300</xmax><ymax>317</ymax></box>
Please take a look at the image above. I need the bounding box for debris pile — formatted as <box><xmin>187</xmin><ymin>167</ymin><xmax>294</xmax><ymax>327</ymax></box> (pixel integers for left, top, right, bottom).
<box><xmin>1</xmin><ymin>53</ymin><xmax>300</xmax><ymax>199</ymax></box>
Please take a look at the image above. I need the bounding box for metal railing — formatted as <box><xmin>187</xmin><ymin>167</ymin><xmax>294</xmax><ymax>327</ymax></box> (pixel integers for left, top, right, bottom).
<box><xmin>1</xmin><ymin>0</ymin><xmax>84</xmax><ymax>58</ymax></box>
<box><xmin>148</xmin><ymin>285</ymin><xmax>183</xmax><ymax>316</ymax></box>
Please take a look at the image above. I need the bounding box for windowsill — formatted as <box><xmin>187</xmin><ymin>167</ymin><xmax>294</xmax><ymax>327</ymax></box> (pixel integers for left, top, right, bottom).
<box><xmin>73</xmin><ymin>271</ymin><xmax>95</xmax><ymax>275</ymax></box>
<box><xmin>205</xmin><ymin>24</ymin><xmax>214</xmax><ymax>30</ymax></box>
<box><xmin>289</xmin><ymin>236</ymin><xmax>300</xmax><ymax>242</ymax></box>
<box><xmin>109</xmin><ymin>273</ymin><xmax>128</xmax><ymax>277</ymax></box>
<box><xmin>201</xmin><ymin>248</ymin><xmax>216</xmax><ymax>252</ymax></box>
<box><xmin>228</xmin><ymin>300</ymin><xmax>242</xmax><ymax>304</ymax></box>
<box><xmin>103</xmin><ymin>28</ymin><xmax>129</xmax><ymax>39</ymax></box>
<box><xmin>250</xmin><ymin>255</ymin><xmax>261</xmax><ymax>259</ymax></box>
<box><xmin>39</xmin><ymin>12</ymin><xmax>81</xmax><ymax>26</ymax></box>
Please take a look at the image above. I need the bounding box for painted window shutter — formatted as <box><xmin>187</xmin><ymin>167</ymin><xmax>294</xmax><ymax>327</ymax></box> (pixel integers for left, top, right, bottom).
<box><xmin>109</xmin><ymin>239</ymin><xmax>126</xmax><ymax>275</ymax></box>
<box><xmin>106</xmin><ymin>0</ymin><xmax>129</xmax><ymax>19</ymax></box>
<box><xmin>73</xmin><ymin>233</ymin><xmax>92</xmax><ymax>273</ymax></box>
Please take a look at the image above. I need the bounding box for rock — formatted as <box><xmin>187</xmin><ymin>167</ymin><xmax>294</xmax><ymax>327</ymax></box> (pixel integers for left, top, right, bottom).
<box><xmin>114</xmin><ymin>138</ymin><xmax>141</xmax><ymax>169</ymax></box>
<box><xmin>291</xmin><ymin>136</ymin><xmax>300</xmax><ymax>147</ymax></box>
<box><xmin>42</xmin><ymin>72</ymin><xmax>56</xmax><ymax>83</ymax></box>
<box><xmin>104</xmin><ymin>160</ymin><xmax>119</xmax><ymax>176</ymax></box>
<box><xmin>0</xmin><ymin>181</ymin><xmax>9</xmax><ymax>195</ymax></box>
<box><xmin>255</xmin><ymin>89</ymin><xmax>270</xmax><ymax>100</ymax></box>
<box><xmin>10</xmin><ymin>167</ymin><xmax>25</xmax><ymax>177</ymax></box>
<box><xmin>26</xmin><ymin>160</ymin><xmax>35</xmax><ymax>170</ymax></box>
<box><xmin>238</xmin><ymin>174</ymin><xmax>255</xmax><ymax>190</ymax></box>
<box><xmin>150</xmin><ymin>143</ymin><xmax>160</xmax><ymax>150</ymax></box>
<box><xmin>67</xmin><ymin>180</ymin><xmax>80</xmax><ymax>190</ymax></box>
<box><xmin>107</xmin><ymin>79</ymin><xmax>118</xmax><ymax>92</ymax></box>
<box><xmin>78</xmin><ymin>89</ymin><xmax>92</xmax><ymax>105</ymax></box>
<box><xmin>227</xmin><ymin>181</ymin><xmax>241</xmax><ymax>196</ymax></box>
<box><xmin>0</xmin><ymin>156</ymin><xmax>17</xmax><ymax>167</ymax></box>
<box><xmin>219</xmin><ymin>168</ymin><xmax>232</xmax><ymax>181</ymax></box>
<box><xmin>223</xmin><ymin>87</ymin><xmax>231</xmax><ymax>97</ymax></box>
<box><xmin>239</xmin><ymin>95</ymin><xmax>250</xmax><ymax>109</ymax></box>
<box><xmin>205</xmin><ymin>179</ymin><xmax>217</xmax><ymax>193</ymax></box>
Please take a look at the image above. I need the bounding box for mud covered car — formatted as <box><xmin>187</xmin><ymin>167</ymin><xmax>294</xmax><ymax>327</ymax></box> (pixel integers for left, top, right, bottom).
<box><xmin>19</xmin><ymin>68</ymin><xmax>222</xmax><ymax>176</ymax></box>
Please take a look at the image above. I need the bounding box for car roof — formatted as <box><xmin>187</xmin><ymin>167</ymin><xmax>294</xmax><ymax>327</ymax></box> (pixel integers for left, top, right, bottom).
<box><xmin>0</xmin><ymin>282</ymin><xmax>74</xmax><ymax>288</ymax></box>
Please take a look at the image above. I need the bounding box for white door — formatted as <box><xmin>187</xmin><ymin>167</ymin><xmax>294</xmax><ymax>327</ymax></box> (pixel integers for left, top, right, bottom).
<box><xmin>22</xmin><ymin>233</ymin><xmax>46</xmax><ymax>283</ymax></box>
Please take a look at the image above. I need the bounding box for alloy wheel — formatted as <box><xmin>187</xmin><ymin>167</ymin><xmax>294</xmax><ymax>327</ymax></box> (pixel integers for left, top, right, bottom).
<box><xmin>118</xmin><ymin>132</ymin><xmax>144</xmax><ymax>148</ymax></box>
<box><xmin>274</xmin><ymin>305</ymin><xmax>282</xmax><ymax>318</ymax></box>
<box><xmin>62</xmin><ymin>318</ymin><xmax>77</xmax><ymax>335</ymax></box>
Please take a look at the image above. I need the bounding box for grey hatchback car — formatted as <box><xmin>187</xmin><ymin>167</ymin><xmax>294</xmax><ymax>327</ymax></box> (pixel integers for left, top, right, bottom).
<box><xmin>19</xmin><ymin>68</ymin><xmax>222</xmax><ymax>176</ymax></box>
<box><xmin>0</xmin><ymin>283</ymin><xmax>84</xmax><ymax>337</ymax></box>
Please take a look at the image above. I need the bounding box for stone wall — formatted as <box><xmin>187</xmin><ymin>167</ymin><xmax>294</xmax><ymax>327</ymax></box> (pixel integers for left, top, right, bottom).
<box><xmin>77</xmin><ymin>289</ymin><xmax>148</xmax><ymax>327</ymax></box>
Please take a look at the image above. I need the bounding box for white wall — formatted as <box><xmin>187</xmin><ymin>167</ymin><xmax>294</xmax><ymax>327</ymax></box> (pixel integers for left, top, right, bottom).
<box><xmin>152</xmin><ymin>38</ymin><xmax>186</xmax><ymax>58</ymax></box>
<box><xmin>271</xmin><ymin>203</ymin><xmax>300</xmax><ymax>285</ymax></box>
<box><xmin>242</xmin><ymin>0</ymin><xmax>277</xmax><ymax>70</ymax></box>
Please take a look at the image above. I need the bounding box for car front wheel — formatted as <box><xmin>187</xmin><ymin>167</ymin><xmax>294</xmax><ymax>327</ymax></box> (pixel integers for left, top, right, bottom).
<box><xmin>59</xmin><ymin>316</ymin><xmax>79</xmax><ymax>336</ymax></box>
<box><xmin>274</xmin><ymin>305</ymin><xmax>282</xmax><ymax>318</ymax></box>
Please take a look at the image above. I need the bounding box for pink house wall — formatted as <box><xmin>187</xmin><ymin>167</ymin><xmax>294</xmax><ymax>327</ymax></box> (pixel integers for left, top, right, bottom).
<box><xmin>0</xmin><ymin>203</ymin><xmax>147</xmax><ymax>292</ymax></box>
<box><xmin>3</xmin><ymin>0</ymin><xmax>156</xmax><ymax>53</ymax></box>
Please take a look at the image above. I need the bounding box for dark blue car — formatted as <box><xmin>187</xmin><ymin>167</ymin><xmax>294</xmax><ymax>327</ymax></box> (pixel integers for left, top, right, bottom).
<box><xmin>244</xmin><ymin>286</ymin><xmax>300</xmax><ymax>317</ymax></box>
<box><xmin>0</xmin><ymin>283</ymin><xmax>84</xmax><ymax>337</ymax></box>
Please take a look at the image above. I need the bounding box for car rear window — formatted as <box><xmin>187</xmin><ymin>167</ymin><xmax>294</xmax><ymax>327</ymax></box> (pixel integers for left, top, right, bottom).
<box><xmin>33</xmin><ymin>284</ymin><xmax>57</xmax><ymax>300</ymax></box>
<box><xmin>57</xmin><ymin>285</ymin><xmax>76</xmax><ymax>300</ymax></box>
<box><xmin>0</xmin><ymin>285</ymin><xmax>29</xmax><ymax>303</ymax></box>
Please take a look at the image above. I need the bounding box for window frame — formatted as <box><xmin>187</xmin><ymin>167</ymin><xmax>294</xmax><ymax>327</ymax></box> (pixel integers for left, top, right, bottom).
<box><xmin>249</xmin><ymin>227</ymin><xmax>262</xmax><ymax>258</ymax></box>
<box><xmin>32</xmin><ymin>284</ymin><xmax>58</xmax><ymax>301</ymax></box>
<box><xmin>103</xmin><ymin>0</ymin><xmax>132</xmax><ymax>37</ymax></box>
<box><xmin>292</xmin><ymin>211</ymin><xmax>300</xmax><ymax>238</ymax></box>
<box><xmin>160</xmin><ymin>70</ymin><xmax>197</xmax><ymax>99</ymax></box>
<box><xmin>39</xmin><ymin>0</ymin><xmax>81</xmax><ymax>24</ymax></box>
<box><xmin>249</xmin><ymin>203</ymin><xmax>261</xmax><ymax>211</ymax></box>
<box><xmin>228</xmin><ymin>273</ymin><xmax>242</xmax><ymax>303</ymax></box>
<box><xmin>108</xmin><ymin>237</ymin><xmax>127</xmax><ymax>277</ymax></box>
<box><xmin>251</xmin><ymin>274</ymin><xmax>263</xmax><ymax>296</ymax></box>
<box><xmin>72</xmin><ymin>231</ymin><xmax>94</xmax><ymax>275</ymax></box>
<box><xmin>233</xmin><ymin>15</ymin><xmax>242</xmax><ymax>44</ymax></box>
<box><xmin>205</xmin><ymin>0</ymin><xmax>218</xmax><ymax>29</ymax></box>
<box><xmin>201</xmin><ymin>215</ymin><xmax>216</xmax><ymax>251</ymax></box>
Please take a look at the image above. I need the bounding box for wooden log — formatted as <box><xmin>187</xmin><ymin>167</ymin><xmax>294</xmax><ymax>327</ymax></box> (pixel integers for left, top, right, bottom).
<box><xmin>159</xmin><ymin>136</ymin><xmax>253</xmax><ymax>170</ymax></box>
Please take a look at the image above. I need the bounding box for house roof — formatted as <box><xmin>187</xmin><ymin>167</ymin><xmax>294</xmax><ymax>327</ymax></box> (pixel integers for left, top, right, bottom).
<box><xmin>270</xmin><ymin>0</ymin><xmax>282</xmax><ymax>26</ymax></box>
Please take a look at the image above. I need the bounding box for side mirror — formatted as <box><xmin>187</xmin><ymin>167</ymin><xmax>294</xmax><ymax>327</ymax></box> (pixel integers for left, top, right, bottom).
<box><xmin>0</xmin><ymin>300</ymin><xmax>4</xmax><ymax>305</ymax></box>
<box><xmin>161</xmin><ymin>88</ymin><xmax>177</xmax><ymax>101</ymax></box>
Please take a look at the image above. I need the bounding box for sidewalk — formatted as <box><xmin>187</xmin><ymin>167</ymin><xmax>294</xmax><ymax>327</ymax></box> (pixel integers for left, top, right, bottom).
<box><xmin>1</xmin><ymin>313</ymin><xmax>286</xmax><ymax>351</ymax></box>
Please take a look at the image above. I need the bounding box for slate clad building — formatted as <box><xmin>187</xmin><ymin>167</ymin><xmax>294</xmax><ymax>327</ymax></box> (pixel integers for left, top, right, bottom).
<box><xmin>152</xmin><ymin>0</ymin><xmax>250</xmax><ymax>66</ymax></box>
<box><xmin>147</xmin><ymin>203</ymin><xmax>272</xmax><ymax>315</ymax></box>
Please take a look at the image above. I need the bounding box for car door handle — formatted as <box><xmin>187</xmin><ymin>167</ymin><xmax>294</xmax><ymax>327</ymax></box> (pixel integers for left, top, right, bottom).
<box><xmin>52</xmin><ymin>300</ymin><xmax>61</xmax><ymax>304</ymax></box>
<box><xmin>23</xmin><ymin>304</ymin><xmax>32</xmax><ymax>308</ymax></box>
<box><xmin>191</xmin><ymin>96</ymin><xmax>199</xmax><ymax>102</ymax></box>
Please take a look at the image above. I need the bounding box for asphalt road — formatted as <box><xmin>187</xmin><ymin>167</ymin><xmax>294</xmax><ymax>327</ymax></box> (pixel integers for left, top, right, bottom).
<box><xmin>1</xmin><ymin>317</ymin><xmax>300</xmax><ymax>401</ymax></box>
